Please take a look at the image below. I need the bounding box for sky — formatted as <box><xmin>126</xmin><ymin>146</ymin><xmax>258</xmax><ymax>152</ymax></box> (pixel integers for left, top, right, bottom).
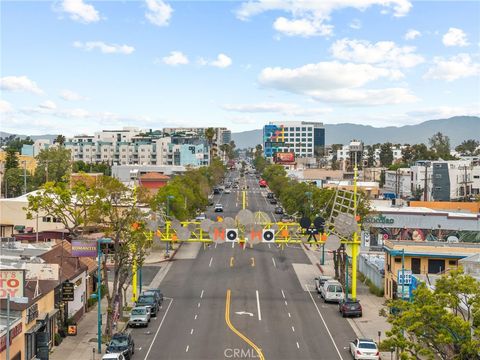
<box><xmin>1</xmin><ymin>0</ymin><xmax>479</xmax><ymax>136</ymax></box>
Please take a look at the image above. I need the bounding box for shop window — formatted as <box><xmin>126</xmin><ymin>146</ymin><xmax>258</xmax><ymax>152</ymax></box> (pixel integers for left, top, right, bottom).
<box><xmin>428</xmin><ymin>259</ymin><xmax>445</xmax><ymax>274</ymax></box>
<box><xmin>448</xmin><ymin>260</ymin><xmax>457</xmax><ymax>266</ymax></box>
<box><xmin>394</xmin><ymin>257</ymin><xmax>402</xmax><ymax>263</ymax></box>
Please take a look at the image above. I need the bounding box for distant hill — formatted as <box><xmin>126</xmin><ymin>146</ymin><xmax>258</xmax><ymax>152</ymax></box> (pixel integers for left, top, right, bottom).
<box><xmin>232</xmin><ymin>116</ymin><xmax>480</xmax><ymax>148</ymax></box>
<box><xmin>0</xmin><ymin>132</ymin><xmax>58</xmax><ymax>142</ymax></box>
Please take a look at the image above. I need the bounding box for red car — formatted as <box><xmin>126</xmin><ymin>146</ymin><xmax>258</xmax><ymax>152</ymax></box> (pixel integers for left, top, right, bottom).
<box><xmin>259</xmin><ymin>179</ymin><xmax>267</xmax><ymax>188</ymax></box>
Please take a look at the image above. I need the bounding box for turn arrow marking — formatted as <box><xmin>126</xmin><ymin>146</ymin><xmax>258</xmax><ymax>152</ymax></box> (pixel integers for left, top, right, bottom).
<box><xmin>235</xmin><ymin>311</ymin><xmax>254</xmax><ymax>317</ymax></box>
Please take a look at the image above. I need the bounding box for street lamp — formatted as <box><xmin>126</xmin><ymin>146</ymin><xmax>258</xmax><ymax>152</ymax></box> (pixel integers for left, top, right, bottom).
<box><xmin>166</xmin><ymin>195</ymin><xmax>174</xmax><ymax>256</ymax></box>
<box><xmin>94</xmin><ymin>237</ymin><xmax>112</xmax><ymax>354</ymax></box>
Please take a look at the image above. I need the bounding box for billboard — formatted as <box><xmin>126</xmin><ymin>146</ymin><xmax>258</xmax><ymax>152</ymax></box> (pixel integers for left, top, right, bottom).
<box><xmin>0</xmin><ymin>270</ymin><xmax>25</xmax><ymax>299</ymax></box>
<box><xmin>25</xmin><ymin>264</ymin><xmax>59</xmax><ymax>281</ymax></box>
<box><xmin>72</xmin><ymin>240</ymin><xmax>97</xmax><ymax>257</ymax></box>
<box><xmin>274</xmin><ymin>152</ymin><xmax>295</xmax><ymax>164</ymax></box>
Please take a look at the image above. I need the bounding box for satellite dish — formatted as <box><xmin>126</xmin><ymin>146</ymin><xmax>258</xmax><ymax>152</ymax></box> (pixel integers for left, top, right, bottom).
<box><xmin>146</xmin><ymin>220</ymin><xmax>158</xmax><ymax>231</ymax></box>
<box><xmin>176</xmin><ymin>227</ymin><xmax>191</xmax><ymax>241</ymax></box>
<box><xmin>200</xmin><ymin>219</ymin><xmax>214</xmax><ymax>232</ymax></box>
<box><xmin>187</xmin><ymin>223</ymin><xmax>197</xmax><ymax>232</ymax></box>
<box><xmin>254</xmin><ymin>211</ymin><xmax>271</xmax><ymax>225</ymax></box>
<box><xmin>171</xmin><ymin>219</ymin><xmax>182</xmax><ymax>231</ymax></box>
<box><xmin>209</xmin><ymin>222</ymin><xmax>226</xmax><ymax>244</ymax></box>
<box><xmin>270</xmin><ymin>224</ymin><xmax>279</xmax><ymax>231</ymax></box>
<box><xmin>325</xmin><ymin>234</ymin><xmax>342</xmax><ymax>250</ymax></box>
<box><xmin>299</xmin><ymin>217</ymin><xmax>311</xmax><ymax>229</ymax></box>
<box><xmin>223</xmin><ymin>217</ymin><xmax>236</xmax><ymax>228</ymax></box>
<box><xmin>245</xmin><ymin>224</ymin><xmax>263</xmax><ymax>245</ymax></box>
<box><xmin>236</xmin><ymin>209</ymin><xmax>254</xmax><ymax>226</ymax></box>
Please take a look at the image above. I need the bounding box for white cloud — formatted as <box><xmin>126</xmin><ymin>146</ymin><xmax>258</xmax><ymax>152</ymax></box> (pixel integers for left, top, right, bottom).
<box><xmin>145</xmin><ymin>0</ymin><xmax>173</xmax><ymax>27</ymax></box>
<box><xmin>404</xmin><ymin>29</ymin><xmax>421</xmax><ymax>40</ymax></box>
<box><xmin>330</xmin><ymin>38</ymin><xmax>424</xmax><ymax>68</ymax></box>
<box><xmin>162</xmin><ymin>51</ymin><xmax>189</xmax><ymax>66</ymax></box>
<box><xmin>423</xmin><ymin>54</ymin><xmax>479</xmax><ymax>81</ymax></box>
<box><xmin>309</xmin><ymin>88</ymin><xmax>418</xmax><ymax>105</ymax></box>
<box><xmin>273</xmin><ymin>17</ymin><xmax>333</xmax><ymax>37</ymax></box>
<box><xmin>349</xmin><ymin>19</ymin><xmax>362</xmax><ymax>30</ymax></box>
<box><xmin>59</xmin><ymin>0</ymin><xmax>100</xmax><ymax>23</ymax></box>
<box><xmin>39</xmin><ymin>100</ymin><xmax>57</xmax><ymax>110</ymax></box>
<box><xmin>73</xmin><ymin>41</ymin><xmax>135</xmax><ymax>54</ymax></box>
<box><xmin>259</xmin><ymin>61</ymin><xmax>403</xmax><ymax>93</ymax></box>
<box><xmin>60</xmin><ymin>89</ymin><xmax>87</xmax><ymax>101</ymax></box>
<box><xmin>200</xmin><ymin>53</ymin><xmax>232</xmax><ymax>68</ymax></box>
<box><xmin>222</xmin><ymin>102</ymin><xmax>332</xmax><ymax>116</ymax></box>
<box><xmin>0</xmin><ymin>100</ymin><xmax>14</xmax><ymax>113</ymax></box>
<box><xmin>442</xmin><ymin>27</ymin><xmax>469</xmax><ymax>47</ymax></box>
<box><xmin>0</xmin><ymin>75</ymin><xmax>44</xmax><ymax>95</ymax></box>
<box><xmin>236</xmin><ymin>0</ymin><xmax>412</xmax><ymax>37</ymax></box>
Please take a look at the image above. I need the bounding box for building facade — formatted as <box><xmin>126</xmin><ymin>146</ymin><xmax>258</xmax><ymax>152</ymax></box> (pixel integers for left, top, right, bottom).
<box><xmin>263</xmin><ymin>121</ymin><xmax>325</xmax><ymax>159</ymax></box>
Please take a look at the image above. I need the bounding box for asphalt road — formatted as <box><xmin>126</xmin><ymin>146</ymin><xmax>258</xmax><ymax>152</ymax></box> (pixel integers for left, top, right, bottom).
<box><xmin>129</xmin><ymin>170</ymin><xmax>357</xmax><ymax>360</ymax></box>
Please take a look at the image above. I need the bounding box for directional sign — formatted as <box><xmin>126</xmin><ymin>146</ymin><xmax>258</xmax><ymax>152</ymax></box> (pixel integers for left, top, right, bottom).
<box><xmin>262</xmin><ymin>229</ymin><xmax>275</xmax><ymax>243</ymax></box>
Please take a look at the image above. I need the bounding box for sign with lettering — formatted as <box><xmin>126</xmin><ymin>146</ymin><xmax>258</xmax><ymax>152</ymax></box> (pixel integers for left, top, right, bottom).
<box><xmin>26</xmin><ymin>303</ymin><xmax>39</xmax><ymax>324</ymax></box>
<box><xmin>0</xmin><ymin>322</ymin><xmax>22</xmax><ymax>352</ymax></box>
<box><xmin>364</xmin><ymin>215</ymin><xmax>395</xmax><ymax>225</ymax></box>
<box><xmin>71</xmin><ymin>240</ymin><xmax>97</xmax><ymax>257</ymax></box>
<box><xmin>0</xmin><ymin>270</ymin><xmax>25</xmax><ymax>299</ymax></box>
<box><xmin>25</xmin><ymin>263</ymin><xmax>59</xmax><ymax>281</ymax></box>
<box><xmin>62</xmin><ymin>281</ymin><xmax>75</xmax><ymax>301</ymax></box>
<box><xmin>397</xmin><ymin>270</ymin><xmax>412</xmax><ymax>285</ymax></box>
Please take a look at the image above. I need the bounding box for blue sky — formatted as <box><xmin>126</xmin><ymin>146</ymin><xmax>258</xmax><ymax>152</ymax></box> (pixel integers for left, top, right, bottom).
<box><xmin>1</xmin><ymin>0</ymin><xmax>479</xmax><ymax>136</ymax></box>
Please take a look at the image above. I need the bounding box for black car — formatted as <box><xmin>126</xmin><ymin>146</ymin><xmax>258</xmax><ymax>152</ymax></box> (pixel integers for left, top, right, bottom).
<box><xmin>106</xmin><ymin>333</ymin><xmax>134</xmax><ymax>360</ymax></box>
<box><xmin>269</xmin><ymin>198</ymin><xmax>278</xmax><ymax>205</ymax></box>
<box><xmin>213</xmin><ymin>188</ymin><xmax>221</xmax><ymax>195</ymax></box>
<box><xmin>339</xmin><ymin>299</ymin><xmax>362</xmax><ymax>317</ymax></box>
<box><xmin>266</xmin><ymin>192</ymin><xmax>274</xmax><ymax>199</ymax></box>
<box><xmin>274</xmin><ymin>207</ymin><xmax>284</xmax><ymax>214</ymax></box>
<box><xmin>142</xmin><ymin>289</ymin><xmax>164</xmax><ymax>306</ymax></box>
<box><xmin>136</xmin><ymin>294</ymin><xmax>159</xmax><ymax>317</ymax></box>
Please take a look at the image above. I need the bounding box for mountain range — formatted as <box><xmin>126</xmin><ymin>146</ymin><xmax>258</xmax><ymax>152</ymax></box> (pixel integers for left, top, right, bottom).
<box><xmin>231</xmin><ymin>116</ymin><xmax>480</xmax><ymax>149</ymax></box>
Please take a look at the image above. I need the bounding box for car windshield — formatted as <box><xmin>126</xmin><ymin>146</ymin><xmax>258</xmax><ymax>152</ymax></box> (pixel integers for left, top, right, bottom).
<box><xmin>110</xmin><ymin>337</ymin><xmax>128</xmax><ymax>346</ymax></box>
<box><xmin>359</xmin><ymin>342</ymin><xmax>377</xmax><ymax>349</ymax></box>
<box><xmin>137</xmin><ymin>296</ymin><xmax>155</xmax><ymax>304</ymax></box>
<box><xmin>132</xmin><ymin>308</ymin><xmax>146</xmax><ymax>315</ymax></box>
<box><xmin>335</xmin><ymin>286</ymin><xmax>343</xmax><ymax>293</ymax></box>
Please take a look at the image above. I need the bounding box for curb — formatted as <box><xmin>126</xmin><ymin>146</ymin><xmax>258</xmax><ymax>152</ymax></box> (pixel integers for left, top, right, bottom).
<box><xmin>316</xmin><ymin>263</ymin><xmax>324</xmax><ymax>274</ymax></box>
<box><xmin>144</xmin><ymin>243</ymin><xmax>183</xmax><ymax>265</ymax></box>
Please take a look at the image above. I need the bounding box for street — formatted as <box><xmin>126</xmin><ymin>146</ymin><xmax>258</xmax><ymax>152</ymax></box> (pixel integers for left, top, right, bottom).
<box><xmin>129</xmin><ymin>171</ymin><xmax>357</xmax><ymax>360</ymax></box>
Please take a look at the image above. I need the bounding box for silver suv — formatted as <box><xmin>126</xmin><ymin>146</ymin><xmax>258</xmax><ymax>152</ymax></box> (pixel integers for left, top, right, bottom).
<box><xmin>128</xmin><ymin>306</ymin><xmax>150</xmax><ymax>328</ymax></box>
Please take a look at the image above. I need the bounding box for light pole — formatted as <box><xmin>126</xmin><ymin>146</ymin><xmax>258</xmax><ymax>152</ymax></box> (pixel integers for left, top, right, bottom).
<box><xmin>95</xmin><ymin>237</ymin><xmax>112</xmax><ymax>354</ymax></box>
<box><xmin>166</xmin><ymin>195</ymin><xmax>174</xmax><ymax>256</ymax></box>
<box><xmin>22</xmin><ymin>160</ymin><xmax>27</xmax><ymax>194</ymax></box>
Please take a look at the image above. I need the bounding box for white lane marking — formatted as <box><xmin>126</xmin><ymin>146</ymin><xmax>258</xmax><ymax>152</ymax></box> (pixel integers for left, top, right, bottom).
<box><xmin>288</xmin><ymin>312</ymin><xmax>291</xmax><ymax>318</ymax></box>
<box><xmin>197</xmin><ymin>302</ymin><xmax>201</xmax><ymax>308</ymax></box>
<box><xmin>291</xmin><ymin>326</ymin><xmax>295</xmax><ymax>332</ymax></box>
<box><xmin>305</xmin><ymin>284</ymin><xmax>344</xmax><ymax>360</ymax></box>
<box><xmin>194</xmin><ymin>314</ymin><xmax>198</xmax><ymax>320</ymax></box>
<box><xmin>281</xmin><ymin>289</ymin><xmax>286</xmax><ymax>299</ymax></box>
<box><xmin>209</xmin><ymin>257</ymin><xmax>213</xmax><ymax>267</ymax></box>
<box><xmin>215</xmin><ymin>242</ymin><xmax>218</xmax><ymax>249</ymax></box>
<box><xmin>232</xmin><ymin>242</ymin><xmax>235</xmax><ymax>249</ymax></box>
<box><xmin>185</xmin><ymin>345</ymin><xmax>189</xmax><ymax>352</ymax></box>
<box><xmin>190</xmin><ymin>328</ymin><xmax>194</xmax><ymax>335</ymax></box>
<box><xmin>144</xmin><ymin>298</ymin><xmax>173</xmax><ymax>360</ymax></box>
<box><xmin>296</xmin><ymin>342</ymin><xmax>300</xmax><ymax>349</ymax></box>
<box><xmin>268</xmin><ymin>244</ymin><xmax>271</xmax><ymax>249</ymax></box>
<box><xmin>235</xmin><ymin>311</ymin><xmax>254</xmax><ymax>317</ymax></box>
<box><xmin>285</xmin><ymin>300</ymin><xmax>288</xmax><ymax>306</ymax></box>
<box><xmin>139</xmin><ymin>347</ymin><xmax>142</xmax><ymax>351</ymax></box>
<box><xmin>200</xmin><ymin>290</ymin><xmax>204</xmax><ymax>299</ymax></box>
<box><xmin>256</xmin><ymin>290</ymin><xmax>262</xmax><ymax>321</ymax></box>
<box><xmin>272</xmin><ymin>257</ymin><xmax>276</xmax><ymax>268</ymax></box>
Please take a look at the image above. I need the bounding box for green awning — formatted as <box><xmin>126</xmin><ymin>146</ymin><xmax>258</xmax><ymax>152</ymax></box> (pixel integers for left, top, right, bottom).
<box><xmin>14</xmin><ymin>225</ymin><xmax>25</xmax><ymax>231</ymax></box>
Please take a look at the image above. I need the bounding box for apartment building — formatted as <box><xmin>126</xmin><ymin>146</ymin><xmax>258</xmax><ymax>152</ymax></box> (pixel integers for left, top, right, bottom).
<box><xmin>263</xmin><ymin>121</ymin><xmax>325</xmax><ymax>159</ymax></box>
<box><xmin>21</xmin><ymin>139</ymin><xmax>52</xmax><ymax>157</ymax></box>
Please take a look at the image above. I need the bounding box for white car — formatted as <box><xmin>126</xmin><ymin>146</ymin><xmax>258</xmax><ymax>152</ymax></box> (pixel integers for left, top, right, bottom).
<box><xmin>214</xmin><ymin>204</ymin><xmax>224</xmax><ymax>212</ymax></box>
<box><xmin>320</xmin><ymin>280</ymin><xmax>344</xmax><ymax>303</ymax></box>
<box><xmin>224</xmin><ymin>188</ymin><xmax>231</xmax><ymax>194</ymax></box>
<box><xmin>102</xmin><ymin>354</ymin><xmax>125</xmax><ymax>360</ymax></box>
<box><xmin>195</xmin><ymin>213</ymin><xmax>206</xmax><ymax>221</ymax></box>
<box><xmin>349</xmin><ymin>338</ymin><xmax>380</xmax><ymax>360</ymax></box>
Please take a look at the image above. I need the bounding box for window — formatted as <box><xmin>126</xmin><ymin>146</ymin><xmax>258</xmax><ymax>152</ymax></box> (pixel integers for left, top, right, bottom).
<box><xmin>448</xmin><ymin>260</ymin><xmax>457</xmax><ymax>266</ymax></box>
<box><xmin>296</xmin><ymin>127</ymin><xmax>300</xmax><ymax>131</ymax></box>
<box><xmin>428</xmin><ymin>259</ymin><xmax>445</xmax><ymax>274</ymax></box>
<box><xmin>43</xmin><ymin>216</ymin><xmax>51</xmax><ymax>222</ymax></box>
<box><xmin>301</xmin><ymin>127</ymin><xmax>306</xmax><ymax>131</ymax></box>
<box><xmin>394</xmin><ymin>257</ymin><xmax>401</xmax><ymax>263</ymax></box>
<box><xmin>435</xmin><ymin>174</ymin><xmax>442</xmax><ymax>178</ymax></box>
<box><xmin>474</xmin><ymin>175</ymin><xmax>479</xmax><ymax>179</ymax></box>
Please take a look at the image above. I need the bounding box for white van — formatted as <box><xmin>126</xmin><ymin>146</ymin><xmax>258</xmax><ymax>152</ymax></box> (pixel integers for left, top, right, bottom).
<box><xmin>320</xmin><ymin>280</ymin><xmax>345</xmax><ymax>303</ymax></box>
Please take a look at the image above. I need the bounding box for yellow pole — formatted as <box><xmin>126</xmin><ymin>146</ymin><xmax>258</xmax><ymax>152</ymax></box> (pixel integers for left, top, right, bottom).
<box><xmin>131</xmin><ymin>184</ymin><xmax>138</xmax><ymax>303</ymax></box>
<box><xmin>242</xmin><ymin>190</ymin><xmax>246</xmax><ymax>210</ymax></box>
<box><xmin>352</xmin><ymin>156</ymin><xmax>359</xmax><ymax>301</ymax></box>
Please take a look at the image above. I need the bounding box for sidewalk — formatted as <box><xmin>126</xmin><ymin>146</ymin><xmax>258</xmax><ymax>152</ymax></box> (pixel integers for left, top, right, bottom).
<box><xmin>302</xmin><ymin>244</ymin><xmax>392</xmax><ymax>359</ymax></box>
<box><xmin>50</xmin><ymin>246</ymin><xmax>181</xmax><ymax>360</ymax></box>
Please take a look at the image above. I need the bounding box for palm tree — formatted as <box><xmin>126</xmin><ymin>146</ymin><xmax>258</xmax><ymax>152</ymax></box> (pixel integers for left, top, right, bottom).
<box><xmin>205</xmin><ymin>127</ymin><xmax>216</xmax><ymax>161</ymax></box>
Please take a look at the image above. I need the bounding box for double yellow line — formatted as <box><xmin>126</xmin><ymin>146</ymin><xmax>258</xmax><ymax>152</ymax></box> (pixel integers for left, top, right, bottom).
<box><xmin>225</xmin><ymin>289</ymin><xmax>264</xmax><ymax>360</ymax></box>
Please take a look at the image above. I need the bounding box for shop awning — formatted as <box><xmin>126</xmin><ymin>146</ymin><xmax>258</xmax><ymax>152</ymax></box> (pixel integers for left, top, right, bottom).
<box><xmin>14</xmin><ymin>225</ymin><xmax>25</xmax><ymax>231</ymax></box>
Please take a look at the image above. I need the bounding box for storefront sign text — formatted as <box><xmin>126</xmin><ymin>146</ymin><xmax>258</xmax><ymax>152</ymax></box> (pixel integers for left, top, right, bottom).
<box><xmin>364</xmin><ymin>215</ymin><xmax>395</xmax><ymax>225</ymax></box>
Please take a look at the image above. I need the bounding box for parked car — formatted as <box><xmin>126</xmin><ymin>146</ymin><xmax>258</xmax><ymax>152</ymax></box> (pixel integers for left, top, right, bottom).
<box><xmin>195</xmin><ymin>213</ymin><xmax>206</xmax><ymax>221</ymax></box>
<box><xmin>266</xmin><ymin>192</ymin><xmax>274</xmax><ymax>199</ymax></box>
<box><xmin>224</xmin><ymin>188</ymin><xmax>231</xmax><ymax>194</ymax></box>
<box><xmin>136</xmin><ymin>294</ymin><xmax>158</xmax><ymax>317</ymax></box>
<box><xmin>281</xmin><ymin>215</ymin><xmax>295</xmax><ymax>223</ymax></box>
<box><xmin>213</xmin><ymin>188</ymin><xmax>221</xmax><ymax>194</ymax></box>
<box><xmin>349</xmin><ymin>338</ymin><xmax>380</xmax><ymax>360</ymax></box>
<box><xmin>320</xmin><ymin>280</ymin><xmax>345</xmax><ymax>303</ymax></box>
<box><xmin>232</xmin><ymin>184</ymin><xmax>239</xmax><ymax>189</ymax></box>
<box><xmin>314</xmin><ymin>275</ymin><xmax>333</xmax><ymax>293</ymax></box>
<box><xmin>106</xmin><ymin>333</ymin><xmax>134</xmax><ymax>360</ymax></box>
<box><xmin>338</xmin><ymin>298</ymin><xmax>362</xmax><ymax>317</ymax></box>
<box><xmin>214</xmin><ymin>204</ymin><xmax>224</xmax><ymax>212</ymax></box>
<box><xmin>128</xmin><ymin>306</ymin><xmax>150</xmax><ymax>327</ymax></box>
<box><xmin>269</xmin><ymin>198</ymin><xmax>278</xmax><ymax>205</ymax></box>
<box><xmin>274</xmin><ymin>206</ymin><xmax>284</xmax><ymax>214</ymax></box>
<box><xmin>142</xmin><ymin>289</ymin><xmax>164</xmax><ymax>306</ymax></box>
<box><xmin>102</xmin><ymin>354</ymin><xmax>125</xmax><ymax>360</ymax></box>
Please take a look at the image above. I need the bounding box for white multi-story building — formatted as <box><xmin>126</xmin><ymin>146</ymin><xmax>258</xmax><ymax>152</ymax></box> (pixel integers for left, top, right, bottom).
<box><xmin>384</xmin><ymin>168</ymin><xmax>413</xmax><ymax>197</ymax></box>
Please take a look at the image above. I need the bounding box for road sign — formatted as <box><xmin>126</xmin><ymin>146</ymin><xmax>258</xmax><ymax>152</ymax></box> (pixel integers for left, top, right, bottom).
<box><xmin>245</xmin><ymin>225</ymin><xmax>263</xmax><ymax>244</ymax></box>
<box><xmin>209</xmin><ymin>222</ymin><xmax>226</xmax><ymax>243</ymax></box>
<box><xmin>397</xmin><ymin>270</ymin><xmax>412</xmax><ymax>285</ymax></box>
<box><xmin>262</xmin><ymin>229</ymin><xmax>275</xmax><ymax>243</ymax></box>
<box><xmin>62</xmin><ymin>281</ymin><xmax>75</xmax><ymax>301</ymax></box>
<box><xmin>225</xmin><ymin>229</ymin><xmax>238</xmax><ymax>242</ymax></box>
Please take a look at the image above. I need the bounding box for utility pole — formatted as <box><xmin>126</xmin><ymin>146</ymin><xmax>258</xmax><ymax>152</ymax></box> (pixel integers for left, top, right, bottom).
<box><xmin>462</xmin><ymin>165</ymin><xmax>471</xmax><ymax>201</ymax></box>
<box><xmin>423</xmin><ymin>162</ymin><xmax>428</xmax><ymax>201</ymax></box>
<box><xmin>23</xmin><ymin>160</ymin><xmax>27</xmax><ymax>195</ymax></box>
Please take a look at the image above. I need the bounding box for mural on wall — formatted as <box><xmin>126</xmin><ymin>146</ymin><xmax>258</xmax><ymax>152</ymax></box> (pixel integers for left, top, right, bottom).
<box><xmin>368</xmin><ymin>227</ymin><xmax>480</xmax><ymax>244</ymax></box>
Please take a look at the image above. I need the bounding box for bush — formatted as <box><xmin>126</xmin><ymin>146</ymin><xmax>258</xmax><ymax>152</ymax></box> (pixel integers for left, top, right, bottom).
<box><xmin>54</xmin><ymin>333</ymin><xmax>63</xmax><ymax>346</ymax></box>
<box><xmin>358</xmin><ymin>272</ymin><xmax>384</xmax><ymax>297</ymax></box>
<box><xmin>87</xmin><ymin>297</ymin><xmax>97</xmax><ymax>308</ymax></box>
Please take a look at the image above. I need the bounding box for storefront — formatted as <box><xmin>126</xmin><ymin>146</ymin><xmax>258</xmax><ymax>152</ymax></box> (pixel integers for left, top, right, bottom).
<box><xmin>0</xmin><ymin>317</ymin><xmax>23</xmax><ymax>360</ymax></box>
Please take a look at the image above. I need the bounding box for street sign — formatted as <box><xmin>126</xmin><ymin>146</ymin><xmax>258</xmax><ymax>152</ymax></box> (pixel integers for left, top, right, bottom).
<box><xmin>262</xmin><ymin>229</ymin><xmax>275</xmax><ymax>243</ymax></box>
<box><xmin>62</xmin><ymin>281</ymin><xmax>75</xmax><ymax>301</ymax></box>
<box><xmin>397</xmin><ymin>270</ymin><xmax>412</xmax><ymax>285</ymax></box>
<box><xmin>225</xmin><ymin>229</ymin><xmax>238</xmax><ymax>242</ymax></box>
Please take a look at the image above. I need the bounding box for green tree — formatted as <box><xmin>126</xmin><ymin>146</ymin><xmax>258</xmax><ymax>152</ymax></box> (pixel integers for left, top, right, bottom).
<box><xmin>384</xmin><ymin>270</ymin><xmax>480</xmax><ymax>359</ymax></box>
<box><xmin>205</xmin><ymin>127</ymin><xmax>216</xmax><ymax>160</ymax></box>
<box><xmin>429</xmin><ymin>132</ymin><xmax>451</xmax><ymax>159</ymax></box>
<box><xmin>4</xmin><ymin>167</ymin><xmax>34</xmax><ymax>197</ymax></box>
<box><xmin>5</xmin><ymin>148</ymin><xmax>19</xmax><ymax>170</ymax></box>
<box><xmin>34</xmin><ymin>147</ymin><xmax>72</xmax><ymax>185</ymax></box>
<box><xmin>54</xmin><ymin>135</ymin><xmax>66</xmax><ymax>146</ymax></box>
<box><xmin>379</xmin><ymin>143</ymin><xmax>394</xmax><ymax>167</ymax></box>
<box><xmin>455</xmin><ymin>140</ymin><xmax>480</xmax><ymax>156</ymax></box>
<box><xmin>4</xmin><ymin>136</ymin><xmax>34</xmax><ymax>153</ymax></box>
<box><xmin>365</xmin><ymin>145</ymin><xmax>376</xmax><ymax>167</ymax></box>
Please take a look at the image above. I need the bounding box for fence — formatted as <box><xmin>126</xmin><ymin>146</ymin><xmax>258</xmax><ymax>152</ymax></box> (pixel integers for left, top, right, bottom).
<box><xmin>358</xmin><ymin>253</ymin><xmax>385</xmax><ymax>291</ymax></box>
